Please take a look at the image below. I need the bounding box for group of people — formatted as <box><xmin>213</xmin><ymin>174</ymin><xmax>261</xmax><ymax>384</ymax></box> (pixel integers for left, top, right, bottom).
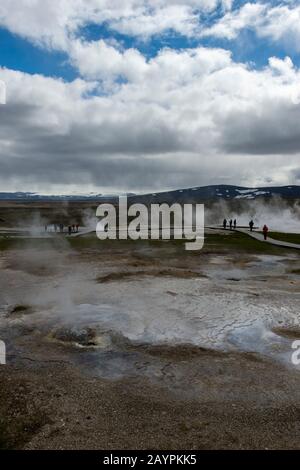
<box><xmin>223</xmin><ymin>218</ymin><xmax>237</xmax><ymax>230</ymax></box>
<box><xmin>44</xmin><ymin>223</ymin><xmax>79</xmax><ymax>235</ymax></box>
<box><xmin>67</xmin><ymin>224</ymin><xmax>80</xmax><ymax>235</ymax></box>
<box><xmin>222</xmin><ymin>218</ymin><xmax>269</xmax><ymax>240</ymax></box>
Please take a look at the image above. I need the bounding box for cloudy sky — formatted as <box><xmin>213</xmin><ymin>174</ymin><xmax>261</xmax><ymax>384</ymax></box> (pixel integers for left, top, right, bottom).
<box><xmin>0</xmin><ymin>0</ymin><xmax>300</xmax><ymax>194</ymax></box>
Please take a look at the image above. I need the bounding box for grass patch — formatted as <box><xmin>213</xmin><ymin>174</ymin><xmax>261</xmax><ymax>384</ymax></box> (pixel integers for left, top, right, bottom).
<box><xmin>203</xmin><ymin>231</ymin><xmax>288</xmax><ymax>255</ymax></box>
<box><xmin>273</xmin><ymin>327</ymin><xmax>300</xmax><ymax>339</ymax></box>
<box><xmin>0</xmin><ymin>238</ymin><xmax>15</xmax><ymax>251</ymax></box>
<box><xmin>68</xmin><ymin>233</ymin><xmax>280</xmax><ymax>256</ymax></box>
<box><xmin>97</xmin><ymin>268</ymin><xmax>206</xmax><ymax>283</ymax></box>
<box><xmin>0</xmin><ymin>231</ymin><xmax>292</xmax><ymax>256</ymax></box>
<box><xmin>289</xmin><ymin>269</ymin><xmax>300</xmax><ymax>275</ymax></box>
<box><xmin>267</xmin><ymin>232</ymin><xmax>300</xmax><ymax>245</ymax></box>
<box><xmin>0</xmin><ymin>237</ymin><xmax>67</xmax><ymax>251</ymax></box>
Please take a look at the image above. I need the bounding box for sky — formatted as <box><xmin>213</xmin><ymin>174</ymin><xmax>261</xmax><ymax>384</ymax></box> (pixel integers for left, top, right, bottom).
<box><xmin>0</xmin><ymin>0</ymin><xmax>300</xmax><ymax>195</ymax></box>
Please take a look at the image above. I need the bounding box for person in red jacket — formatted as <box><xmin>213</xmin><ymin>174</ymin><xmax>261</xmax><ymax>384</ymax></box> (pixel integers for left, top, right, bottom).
<box><xmin>262</xmin><ymin>224</ymin><xmax>269</xmax><ymax>240</ymax></box>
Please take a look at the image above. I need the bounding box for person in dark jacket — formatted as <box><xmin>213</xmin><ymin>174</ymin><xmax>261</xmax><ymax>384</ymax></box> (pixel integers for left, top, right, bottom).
<box><xmin>249</xmin><ymin>220</ymin><xmax>254</xmax><ymax>232</ymax></box>
<box><xmin>233</xmin><ymin>219</ymin><xmax>237</xmax><ymax>229</ymax></box>
<box><xmin>229</xmin><ymin>219</ymin><xmax>233</xmax><ymax>230</ymax></box>
<box><xmin>223</xmin><ymin>219</ymin><xmax>227</xmax><ymax>229</ymax></box>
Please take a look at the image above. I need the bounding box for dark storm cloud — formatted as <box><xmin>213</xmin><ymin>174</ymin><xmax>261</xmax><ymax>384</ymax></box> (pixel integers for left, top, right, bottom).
<box><xmin>0</xmin><ymin>100</ymin><xmax>185</xmax><ymax>155</ymax></box>
<box><xmin>291</xmin><ymin>168</ymin><xmax>300</xmax><ymax>183</ymax></box>
<box><xmin>0</xmin><ymin>101</ymin><xmax>192</xmax><ymax>188</ymax></box>
<box><xmin>0</xmin><ymin>94</ymin><xmax>206</xmax><ymax>190</ymax></box>
<box><xmin>217</xmin><ymin>104</ymin><xmax>300</xmax><ymax>155</ymax></box>
<box><xmin>0</xmin><ymin>149</ymin><xmax>204</xmax><ymax>190</ymax></box>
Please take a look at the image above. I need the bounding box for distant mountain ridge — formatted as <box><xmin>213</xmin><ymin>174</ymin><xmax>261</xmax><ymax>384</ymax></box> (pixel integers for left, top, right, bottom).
<box><xmin>0</xmin><ymin>192</ymin><xmax>104</xmax><ymax>201</ymax></box>
<box><xmin>129</xmin><ymin>185</ymin><xmax>300</xmax><ymax>204</ymax></box>
<box><xmin>0</xmin><ymin>185</ymin><xmax>299</xmax><ymax>202</ymax></box>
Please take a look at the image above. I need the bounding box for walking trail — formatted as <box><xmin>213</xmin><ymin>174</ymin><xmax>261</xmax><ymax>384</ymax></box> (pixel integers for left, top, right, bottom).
<box><xmin>211</xmin><ymin>226</ymin><xmax>300</xmax><ymax>250</ymax></box>
<box><xmin>235</xmin><ymin>228</ymin><xmax>300</xmax><ymax>250</ymax></box>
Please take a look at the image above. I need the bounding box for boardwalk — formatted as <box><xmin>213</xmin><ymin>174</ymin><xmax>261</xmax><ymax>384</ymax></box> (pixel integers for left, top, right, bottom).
<box><xmin>206</xmin><ymin>226</ymin><xmax>300</xmax><ymax>250</ymax></box>
<box><xmin>235</xmin><ymin>228</ymin><xmax>300</xmax><ymax>250</ymax></box>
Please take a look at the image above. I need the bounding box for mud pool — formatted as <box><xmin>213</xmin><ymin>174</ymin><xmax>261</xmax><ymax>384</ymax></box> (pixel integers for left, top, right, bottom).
<box><xmin>1</xmin><ymin>241</ymin><xmax>300</xmax><ymax>396</ymax></box>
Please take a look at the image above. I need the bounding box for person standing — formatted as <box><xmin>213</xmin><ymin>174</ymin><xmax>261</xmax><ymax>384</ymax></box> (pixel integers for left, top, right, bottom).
<box><xmin>233</xmin><ymin>219</ymin><xmax>237</xmax><ymax>229</ymax></box>
<box><xmin>229</xmin><ymin>219</ymin><xmax>233</xmax><ymax>230</ymax></box>
<box><xmin>223</xmin><ymin>219</ymin><xmax>227</xmax><ymax>230</ymax></box>
<box><xmin>262</xmin><ymin>224</ymin><xmax>269</xmax><ymax>240</ymax></box>
<box><xmin>249</xmin><ymin>220</ymin><xmax>254</xmax><ymax>232</ymax></box>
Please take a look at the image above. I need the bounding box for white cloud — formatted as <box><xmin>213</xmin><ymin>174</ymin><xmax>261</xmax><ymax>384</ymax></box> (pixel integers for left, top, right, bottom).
<box><xmin>258</xmin><ymin>3</ymin><xmax>300</xmax><ymax>46</ymax></box>
<box><xmin>201</xmin><ymin>2</ymin><xmax>300</xmax><ymax>50</ymax></box>
<box><xmin>268</xmin><ymin>56</ymin><xmax>295</xmax><ymax>77</ymax></box>
<box><xmin>201</xmin><ymin>2</ymin><xmax>267</xmax><ymax>40</ymax></box>
<box><xmin>68</xmin><ymin>40</ymin><xmax>231</xmax><ymax>83</ymax></box>
<box><xmin>1</xmin><ymin>1</ymin><xmax>298</xmax><ymax>56</ymax></box>
<box><xmin>109</xmin><ymin>4</ymin><xmax>199</xmax><ymax>38</ymax></box>
<box><xmin>0</xmin><ymin>0</ymin><xmax>230</xmax><ymax>49</ymax></box>
<box><xmin>68</xmin><ymin>39</ymin><xmax>148</xmax><ymax>82</ymax></box>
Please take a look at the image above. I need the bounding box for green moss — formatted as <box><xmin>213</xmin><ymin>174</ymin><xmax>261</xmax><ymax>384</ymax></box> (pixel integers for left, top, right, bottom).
<box><xmin>268</xmin><ymin>232</ymin><xmax>300</xmax><ymax>245</ymax></box>
<box><xmin>203</xmin><ymin>231</ymin><xmax>288</xmax><ymax>255</ymax></box>
<box><xmin>0</xmin><ymin>231</ymin><xmax>292</xmax><ymax>256</ymax></box>
<box><xmin>289</xmin><ymin>269</ymin><xmax>300</xmax><ymax>275</ymax></box>
<box><xmin>0</xmin><ymin>237</ymin><xmax>67</xmax><ymax>251</ymax></box>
